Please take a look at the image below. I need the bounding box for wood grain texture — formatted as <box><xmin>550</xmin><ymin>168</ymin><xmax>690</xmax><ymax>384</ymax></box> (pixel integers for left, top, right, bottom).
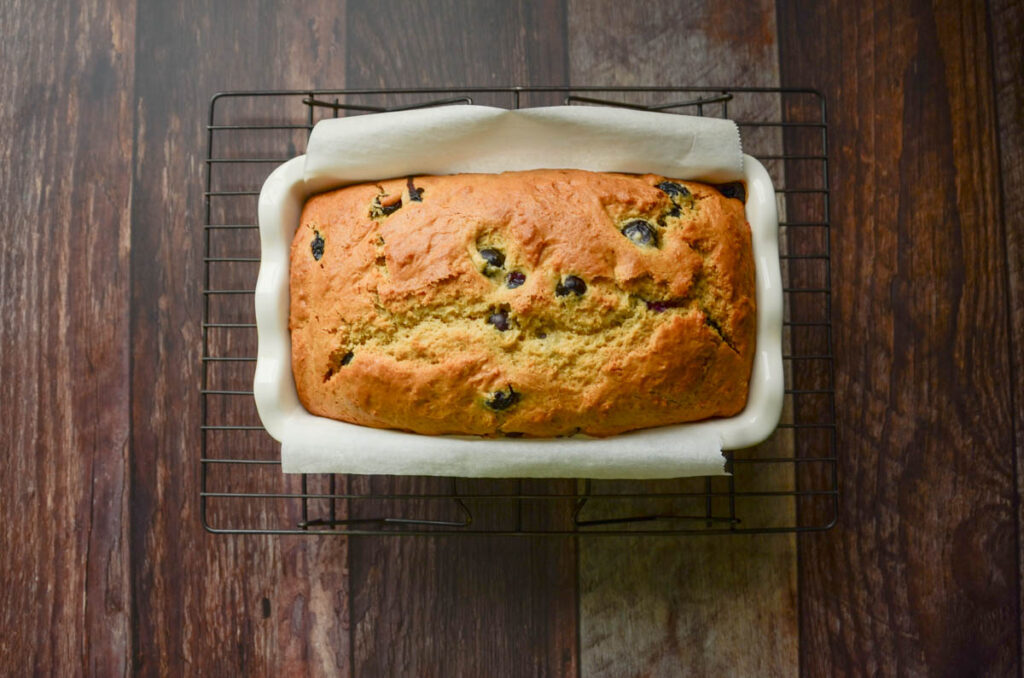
<box><xmin>578</xmin><ymin>535</ymin><xmax>797</xmax><ymax>677</ymax></box>
<box><xmin>777</xmin><ymin>0</ymin><xmax>1021</xmax><ymax>674</ymax></box>
<box><xmin>568</xmin><ymin>0</ymin><xmax>780</xmax><ymax>86</ymax></box>
<box><xmin>0</xmin><ymin>1</ymin><xmax>134</xmax><ymax>675</ymax></box>
<box><xmin>343</xmin><ymin>2</ymin><xmax>578</xmax><ymax>676</ymax></box>
<box><xmin>129</xmin><ymin>2</ymin><xmax>350</xmax><ymax>676</ymax></box>
<box><xmin>986</xmin><ymin>0</ymin><xmax>1024</xmax><ymax>667</ymax></box>
<box><xmin>567</xmin><ymin>1</ymin><xmax>800</xmax><ymax>675</ymax></box>
<box><xmin>349</xmin><ymin>532</ymin><xmax>577</xmax><ymax>677</ymax></box>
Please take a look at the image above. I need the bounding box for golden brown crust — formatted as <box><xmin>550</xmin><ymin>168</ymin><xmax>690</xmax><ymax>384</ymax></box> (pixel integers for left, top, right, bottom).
<box><xmin>289</xmin><ymin>169</ymin><xmax>755</xmax><ymax>437</ymax></box>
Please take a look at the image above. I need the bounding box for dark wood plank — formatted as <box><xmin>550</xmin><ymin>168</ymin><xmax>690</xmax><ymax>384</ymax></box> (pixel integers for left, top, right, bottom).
<box><xmin>777</xmin><ymin>0</ymin><xmax>1021</xmax><ymax>674</ymax></box>
<box><xmin>129</xmin><ymin>3</ymin><xmax>350</xmax><ymax>676</ymax></box>
<box><xmin>343</xmin><ymin>2</ymin><xmax>578</xmax><ymax>676</ymax></box>
<box><xmin>0</xmin><ymin>1</ymin><xmax>134</xmax><ymax>675</ymax></box>
<box><xmin>566</xmin><ymin>1</ymin><xmax>801</xmax><ymax>675</ymax></box>
<box><xmin>987</xmin><ymin>0</ymin><xmax>1024</xmax><ymax>666</ymax></box>
<box><xmin>567</xmin><ymin>0</ymin><xmax>783</xmax><ymax>86</ymax></box>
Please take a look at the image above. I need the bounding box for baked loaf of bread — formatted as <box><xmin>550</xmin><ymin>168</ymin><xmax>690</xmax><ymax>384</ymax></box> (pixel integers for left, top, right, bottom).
<box><xmin>289</xmin><ymin>169</ymin><xmax>755</xmax><ymax>437</ymax></box>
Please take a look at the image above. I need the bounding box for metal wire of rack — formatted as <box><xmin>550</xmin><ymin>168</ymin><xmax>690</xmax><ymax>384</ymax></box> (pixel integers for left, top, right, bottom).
<box><xmin>201</xmin><ymin>86</ymin><xmax>837</xmax><ymax>536</ymax></box>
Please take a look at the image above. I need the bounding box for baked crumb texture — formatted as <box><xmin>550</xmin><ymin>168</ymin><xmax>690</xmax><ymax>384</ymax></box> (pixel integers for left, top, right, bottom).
<box><xmin>289</xmin><ymin>169</ymin><xmax>755</xmax><ymax>437</ymax></box>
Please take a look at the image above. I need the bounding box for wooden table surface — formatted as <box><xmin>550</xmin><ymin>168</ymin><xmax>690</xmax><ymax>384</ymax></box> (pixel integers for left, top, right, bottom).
<box><xmin>2</xmin><ymin>0</ymin><xmax>1022</xmax><ymax>676</ymax></box>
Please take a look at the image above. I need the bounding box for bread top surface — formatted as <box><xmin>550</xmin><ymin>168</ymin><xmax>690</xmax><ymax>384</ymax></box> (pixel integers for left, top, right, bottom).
<box><xmin>289</xmin><ymin>168</ymin><xmax>755</xmax><ymax>437</ymax></box>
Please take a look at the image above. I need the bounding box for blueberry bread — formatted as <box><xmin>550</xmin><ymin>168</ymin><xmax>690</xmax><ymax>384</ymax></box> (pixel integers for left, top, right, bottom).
<box><xmin>289</xmin><ymin>169</ymin><xmax>755</xmax><ymax>437</ymax></box>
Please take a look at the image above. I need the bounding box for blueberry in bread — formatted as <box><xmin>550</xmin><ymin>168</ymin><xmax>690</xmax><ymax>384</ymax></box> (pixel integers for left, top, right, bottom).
<box><xmin>289</xmin><ymin>168</ymin><xmax>755</xmax><ymax>437</ymax></box>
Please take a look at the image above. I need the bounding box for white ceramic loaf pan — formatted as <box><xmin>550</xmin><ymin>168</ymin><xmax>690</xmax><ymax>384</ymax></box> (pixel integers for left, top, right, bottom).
<box><xmin>253</xmin><ymin>108</ymin><xmax>783</xmax><ymax>478</ymax></box>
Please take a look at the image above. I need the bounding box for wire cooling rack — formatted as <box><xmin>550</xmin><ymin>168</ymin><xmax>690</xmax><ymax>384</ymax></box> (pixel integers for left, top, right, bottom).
<box><xmin>201</xmin><ymin>86</ymin><xmax>836</xmax><ymax>535</ymax></box>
